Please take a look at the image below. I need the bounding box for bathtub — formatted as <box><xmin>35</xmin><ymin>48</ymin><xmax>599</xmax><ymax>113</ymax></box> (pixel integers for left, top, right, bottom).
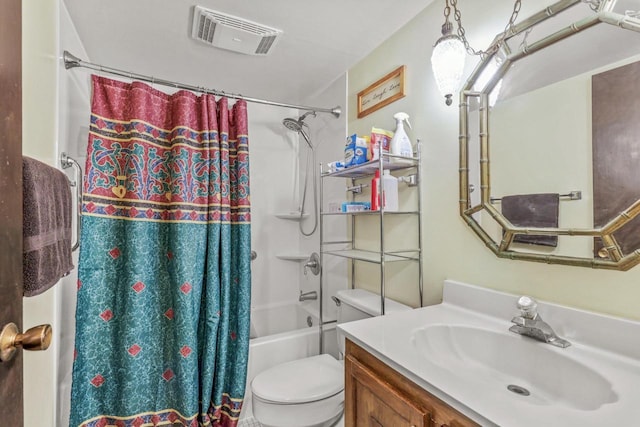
<box><xmin>250</xmin><ymin>301</ymin><xmax>318</xmax><ymax>339</ymax></box>
<box><xmin>239</xmin><ymin>302</ymin><xmax>323</xmax><ymax>424</ymax></box>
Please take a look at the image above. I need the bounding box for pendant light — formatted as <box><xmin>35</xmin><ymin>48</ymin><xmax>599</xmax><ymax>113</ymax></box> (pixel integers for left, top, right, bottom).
<box><xmin>431</xmin><ymin>0</ymin><xmax>523</xmax><ymax>106</ymax></box>
<box><xmin>431</xmin><ymin>0</ymin><xmax>466</xmax><ymax>106</ymax></box>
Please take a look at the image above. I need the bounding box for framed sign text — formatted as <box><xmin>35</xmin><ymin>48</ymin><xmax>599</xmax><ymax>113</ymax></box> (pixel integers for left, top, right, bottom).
<box><xmin>357</xmin><ymin>65</ymin><xmax>406</xmax><ymax>119</ymax></box>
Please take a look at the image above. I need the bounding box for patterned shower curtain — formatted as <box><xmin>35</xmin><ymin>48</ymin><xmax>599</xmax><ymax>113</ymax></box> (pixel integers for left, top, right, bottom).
<box><xmin>69</xmin><ymin>76</ymin><xmax>251</xmax><ymax>427</ymax></box>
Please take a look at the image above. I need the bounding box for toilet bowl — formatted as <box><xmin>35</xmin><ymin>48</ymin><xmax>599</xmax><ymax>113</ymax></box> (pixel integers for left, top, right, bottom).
<box><xmin>251</xmin><ymin>289</ymin><xmax>411</xmax><ymax>427</ymax></box>
<box><xmin>252</xmin><ymin>354</ymin><xmax>344</xmax><ymax>427</ymax></box>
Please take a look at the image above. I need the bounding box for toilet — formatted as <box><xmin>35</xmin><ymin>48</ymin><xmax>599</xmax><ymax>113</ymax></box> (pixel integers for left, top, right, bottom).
<box><xmin>251</xmin><ymin>289</ymin><xmax>412</xmax><ymax>427</ymax></box>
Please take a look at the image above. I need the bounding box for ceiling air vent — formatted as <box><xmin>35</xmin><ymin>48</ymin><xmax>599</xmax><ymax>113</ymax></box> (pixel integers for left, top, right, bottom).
<box><xmin>191</xmin><ymin>6</ymin><xmax>283</xmax><ymax>56</ymax></box>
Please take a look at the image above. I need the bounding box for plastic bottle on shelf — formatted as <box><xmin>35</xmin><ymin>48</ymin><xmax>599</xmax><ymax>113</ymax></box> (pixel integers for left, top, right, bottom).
<box><xmin>382</xmin><ymin>170</ymin><xmax>398</xmax><ymax>211</ymax></box>
<box><xmin>389</xmin><ymin>112</ymin><xmax>413</xmax><ymax>158</ymax></box>
<box><xmin>371</xmin><ymin>170</ymin><xmax>381</xmax><ymax>211</ymax></box>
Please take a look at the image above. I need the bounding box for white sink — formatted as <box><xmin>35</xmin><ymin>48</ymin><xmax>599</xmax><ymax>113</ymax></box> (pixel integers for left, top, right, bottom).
<box><xmin>411</xmin><ymin>324</ymin><xmax>618</xmax><ymax>411</ymax></box>
<box><xmin>338</xmin><ymin>280</ymin><xmax>640</xmax><ymax>426</ymax></box>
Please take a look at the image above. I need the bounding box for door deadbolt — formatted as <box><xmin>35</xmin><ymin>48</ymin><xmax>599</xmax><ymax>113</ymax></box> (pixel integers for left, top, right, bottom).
<box><xmin>0</xmin><ymin>322</ymin><xmax>52</xmax><ymax>362</ymax></box>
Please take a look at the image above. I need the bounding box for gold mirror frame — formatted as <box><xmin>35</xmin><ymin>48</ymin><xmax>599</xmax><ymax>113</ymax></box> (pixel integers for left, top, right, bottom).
<box><xmin>459</xmin><ymin>0</ymin><xmax>640</xmax><ymax>270</ymax></box>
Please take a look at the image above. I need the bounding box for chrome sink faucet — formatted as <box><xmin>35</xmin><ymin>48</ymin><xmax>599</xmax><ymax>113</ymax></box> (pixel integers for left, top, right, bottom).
<box><xmin>509</xmin><ymin>296</ymin><xmax>571</xmax><ymax>348</ymax></box>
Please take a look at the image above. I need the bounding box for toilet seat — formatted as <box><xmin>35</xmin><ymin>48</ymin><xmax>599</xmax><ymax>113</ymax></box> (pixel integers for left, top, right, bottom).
<box><xmin>252</xmin><ymin>354</ymin><xmax>344</xmax><ymax>404</ymax></box>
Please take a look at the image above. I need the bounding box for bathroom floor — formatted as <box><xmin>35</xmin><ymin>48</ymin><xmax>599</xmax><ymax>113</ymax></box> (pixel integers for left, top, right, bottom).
<box><xmin>238</xmin><ymin>417</ymin><xmax>262</xmax><ymax>427</ymax></box>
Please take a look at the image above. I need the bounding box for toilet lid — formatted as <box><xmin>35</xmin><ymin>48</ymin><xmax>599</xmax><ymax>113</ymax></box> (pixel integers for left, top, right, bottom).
<box><xmin>251</xmin><ymin>354</ymin><xmax>344</xmax><ymax>404</ymax></box>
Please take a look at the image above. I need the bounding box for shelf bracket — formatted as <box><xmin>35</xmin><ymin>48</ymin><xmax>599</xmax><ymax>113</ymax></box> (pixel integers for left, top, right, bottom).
<box><xmin>399</xmin><ymin>174</ymin><xmax>418</xmax><ymax>187</ymax></box>
<box><xmin>346</xmin><ymin>183</ymin><xmax>369</xmax><ymax>194</ymax></box>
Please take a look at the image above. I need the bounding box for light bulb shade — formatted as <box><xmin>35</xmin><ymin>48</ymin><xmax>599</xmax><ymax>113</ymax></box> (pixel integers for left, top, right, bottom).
<box><xmin>431</xmin><ymin>35</ymin><xmax>466</xmax><ymax>105</ymax></box>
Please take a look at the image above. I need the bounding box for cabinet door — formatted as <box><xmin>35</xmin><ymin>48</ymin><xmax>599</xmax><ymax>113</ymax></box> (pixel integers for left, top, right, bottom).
<box><xmin>346</xmin><ymin>355</ymin><xmax>429</xmax><ymax>427</ymax></box>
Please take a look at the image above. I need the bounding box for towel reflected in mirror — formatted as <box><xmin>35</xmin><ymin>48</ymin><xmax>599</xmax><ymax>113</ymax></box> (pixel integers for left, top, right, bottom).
<box><xmin>501</xmin><ymin>193</ymin><xmax>560</xmax><ymax>247</ymax></box>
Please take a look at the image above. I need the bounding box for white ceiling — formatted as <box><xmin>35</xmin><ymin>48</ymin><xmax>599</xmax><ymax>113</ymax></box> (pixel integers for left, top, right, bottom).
<box><xmin>63</xmin><ymin>0</ymin><xmax>433</xmax><ymax>107</ymax></box>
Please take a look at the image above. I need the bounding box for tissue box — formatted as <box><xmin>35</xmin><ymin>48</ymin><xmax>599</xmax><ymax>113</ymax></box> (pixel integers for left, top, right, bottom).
<box><xmin>341</xmin><ymin>202</ymin><xmax>371</xmax><ymax>212</ymax></box>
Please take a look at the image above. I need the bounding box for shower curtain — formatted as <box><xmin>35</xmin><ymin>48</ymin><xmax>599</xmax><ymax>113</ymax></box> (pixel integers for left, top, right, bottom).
<box><xmin>69</xmin><ymin>76</ymin><xmax>251</xmax><ymax>427</ymax></box>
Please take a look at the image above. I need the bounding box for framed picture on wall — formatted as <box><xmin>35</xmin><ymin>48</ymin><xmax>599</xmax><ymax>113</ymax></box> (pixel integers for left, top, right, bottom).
<box><xmin>357</xmin><ymin>65</ymin><xmax>406</xmax><ymax>119</ymax></box>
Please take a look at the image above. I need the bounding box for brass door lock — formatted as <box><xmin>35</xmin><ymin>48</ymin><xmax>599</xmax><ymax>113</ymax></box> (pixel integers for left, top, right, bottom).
<box><xmin>0</xmin><ymin>322</ymin><xmax>52</xmax><ymax>362</ymax></box>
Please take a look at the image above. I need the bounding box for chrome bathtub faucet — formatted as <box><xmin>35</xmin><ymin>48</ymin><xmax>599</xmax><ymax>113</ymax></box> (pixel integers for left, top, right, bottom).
<box><xmin>509</xmin><ymin>296</ymin><xmax>571</xmax><ymax>348</ymax></box>
<box><xmin>299</xmin><ymin>290</ymin><xmax>318</xmax><ymax>302</ymax></box>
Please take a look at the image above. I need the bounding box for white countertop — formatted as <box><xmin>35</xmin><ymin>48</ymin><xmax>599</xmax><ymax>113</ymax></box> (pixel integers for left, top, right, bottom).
<box><xmin>338</xmin><ymin>280</ymin><xmax>640</xmax><ymax>427</ymax></box>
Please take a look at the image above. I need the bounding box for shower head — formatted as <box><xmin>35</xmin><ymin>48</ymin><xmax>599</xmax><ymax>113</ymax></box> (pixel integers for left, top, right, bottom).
<box><xmin>282</xmin><ymin>111</ymin><xmax>316</xmax><ymax>132</ymax></box>
<box><xmin>282</xmin><ymin>117</ymin><xmax>305</xmax><ymax>133</ymax></box>
<box><xmin>282</xmin><ymin>111</ymin><xmax>316</xmax><ymax>149</ymax></box>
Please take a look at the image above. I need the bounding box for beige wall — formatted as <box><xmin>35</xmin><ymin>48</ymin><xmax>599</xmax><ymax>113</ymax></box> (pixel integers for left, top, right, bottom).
<box><xmin>22</xmin><ymin>0</ymin><xmax>59</xmax><ymax>426</ymax></box>
<box><xmin>347</xmin><ymin>0</ymin><xmax>640</xmax><ymax>320</ymax></box>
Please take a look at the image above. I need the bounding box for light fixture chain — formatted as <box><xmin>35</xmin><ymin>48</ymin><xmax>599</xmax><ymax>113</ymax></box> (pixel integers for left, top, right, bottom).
<box><xmin>450</xmin><ymin>0</ymin><xmax>480</xmax><ymax>56</ymax></box>
<box><xmin>444</xmin><ymin>0</ymin><xmax>451</xmax><ymax>20</ymax></box>
<box><xmin>519</xmin><ymin>27</ymin><xmax>533</xmax><ymax>52</ymax></box>
<box><xmin>450</xmin><ymin>0</ymin><xmax>522</xmax><ymax>59</ymax></box>
<box><xmin>581</xmin><ymin>0</ymin><xmax>602</xmax><ymax>12</ymax></box>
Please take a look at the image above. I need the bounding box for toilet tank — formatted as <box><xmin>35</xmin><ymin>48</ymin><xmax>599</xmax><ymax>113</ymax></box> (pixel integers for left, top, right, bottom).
<box><xmin>335</xmin><ymin>289</ymin><xmax>412</xmax><ymax>356</ymax></box>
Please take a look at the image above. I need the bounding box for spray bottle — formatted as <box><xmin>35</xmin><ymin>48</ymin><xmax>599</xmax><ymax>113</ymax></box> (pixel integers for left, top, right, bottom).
<box><xmin>389</xmin><ymin>112</ymin><xmax>413</xmax><ymax>158</ymax></box>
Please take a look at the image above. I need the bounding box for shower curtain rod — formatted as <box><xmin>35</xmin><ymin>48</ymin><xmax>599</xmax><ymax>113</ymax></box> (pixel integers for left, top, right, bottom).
<box><xmin>63</xmin><ymin>51</ymin><xmax>341</xmax><ymax>118</ymax></box>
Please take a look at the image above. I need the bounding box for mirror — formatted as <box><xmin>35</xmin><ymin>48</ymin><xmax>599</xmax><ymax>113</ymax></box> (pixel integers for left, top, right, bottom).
<box><xmin>459</xmin><ymin>0</ymin><xmax>640</xmax><ymax>270</ymax></box>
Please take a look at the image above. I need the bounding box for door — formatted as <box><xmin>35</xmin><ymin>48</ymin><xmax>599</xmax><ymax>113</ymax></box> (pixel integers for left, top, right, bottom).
<box><xmin>592</xmin><ymin>60</ymin><xmax>640</xmax><ymax>258</ymax></box>
<box><xmin>0</xmin><ymin>0</ymin><xmax>24</xmax><ymax>425</ymax></box>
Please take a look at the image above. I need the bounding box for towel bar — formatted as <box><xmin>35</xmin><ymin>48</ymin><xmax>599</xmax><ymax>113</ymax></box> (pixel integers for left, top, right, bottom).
<box><xmin>491</xmin><ymin>191</ymin><xmax>582</xmax><ymax>204</ymax></box>
<box><xmin>60</xmin><ymin>152</ymin><xmax>82</xmax><ymax>252</ymax></box>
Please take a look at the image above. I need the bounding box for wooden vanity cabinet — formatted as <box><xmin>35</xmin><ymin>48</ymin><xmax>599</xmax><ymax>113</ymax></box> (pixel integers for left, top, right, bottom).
<box><xmin>345</xmin><ymin>339</ymin><xmax>479</xmax><ymax>427</ymax></box>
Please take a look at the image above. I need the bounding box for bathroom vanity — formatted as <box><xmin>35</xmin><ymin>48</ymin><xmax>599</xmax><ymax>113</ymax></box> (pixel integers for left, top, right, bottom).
<box><xmin>345</xmin><ymin>339</ymin><xmax>478</xmax><ymax>427</ymax></box>
<box><xmin>338</xmin><ymin>280</ymin><xmax>640</xmax><ymax>427</ymax></box>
